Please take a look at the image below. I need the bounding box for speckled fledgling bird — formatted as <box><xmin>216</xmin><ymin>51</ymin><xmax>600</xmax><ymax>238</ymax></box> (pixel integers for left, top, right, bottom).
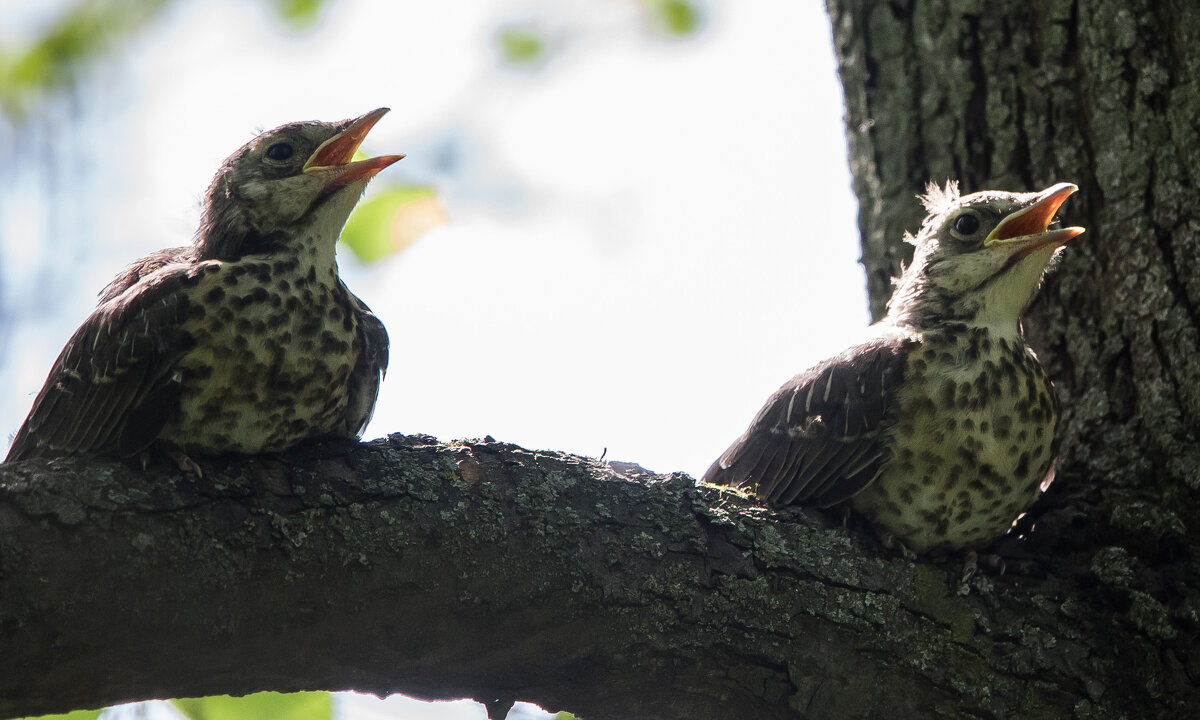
<box><xmin>703</xmin><ymin>182</ymin><xmax>1085</xmax><ymax>552</ymax></box>
<box><xmin>4</xmin><ymin>108</ymin><xmax>403</xmax><ymax>468</ymax></box>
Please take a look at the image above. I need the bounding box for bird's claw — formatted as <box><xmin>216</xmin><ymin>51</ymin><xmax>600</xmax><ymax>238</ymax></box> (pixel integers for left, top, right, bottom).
<box><xmin>961</xmin><ymin>549</ymin><xmax>1005</xmax><ymax>583</ymax></box>
<box><xmin>160</xmin><ymin>443</ymin><xmax>203</xmax><ymax>478</ymax></box>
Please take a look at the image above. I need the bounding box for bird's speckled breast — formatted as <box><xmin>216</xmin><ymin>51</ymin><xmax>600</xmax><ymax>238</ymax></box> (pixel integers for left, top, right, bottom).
<box><xmin>850</xmin><ymin>327</ymin><xmax>1058</xmax><ymax>551</ymax></box>
<box><xmin>159</xmin><ymin>258</ymin><xmax>361</xmax><ymax>454</ymax></box>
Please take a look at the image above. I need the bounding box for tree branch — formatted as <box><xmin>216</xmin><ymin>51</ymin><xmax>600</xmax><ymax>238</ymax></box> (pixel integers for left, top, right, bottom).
<box><xmin>1</xmin><ymin>435</ymin><xmax>1186</xmax><ymax>719</ymax></box>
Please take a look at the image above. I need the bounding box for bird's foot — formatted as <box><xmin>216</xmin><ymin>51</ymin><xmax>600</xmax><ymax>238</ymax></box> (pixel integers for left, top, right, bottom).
<box><xmin>877</xmin><ymin>530</ymin><xmax>916</xmax><ymax>560</ymax></box>
<box><xmin>158</xmin><ymin>443</ymin><xmax>203</xmax><ymax>478</ymax></box>
<box><xmin>960</xmin><ymin>549</ymin><xmax>1005</xmax><ymax>583</ymax></box>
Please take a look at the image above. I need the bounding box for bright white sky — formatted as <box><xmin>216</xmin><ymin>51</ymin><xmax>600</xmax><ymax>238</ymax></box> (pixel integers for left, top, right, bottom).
<box><xmin>0</xmin><ymin>1</ymin><xmax>866</xmax><ymax>717</ymax></box>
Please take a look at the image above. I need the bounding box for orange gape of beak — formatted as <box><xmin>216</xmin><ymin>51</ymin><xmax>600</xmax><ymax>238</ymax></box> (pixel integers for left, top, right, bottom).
<box><xmin>304</xmin><ymin>107</ymin><xmax>405</xmax><ymax>191</ymax></box>
<box><xmin>984</xmin><ymin>182</ymin><xmax>1086</xmax><ymax>252</ymax></box>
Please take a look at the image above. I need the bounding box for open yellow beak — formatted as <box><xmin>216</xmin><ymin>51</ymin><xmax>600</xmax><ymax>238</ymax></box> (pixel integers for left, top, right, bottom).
<box><xmin>984</xmin><ymin>182</ymin><xmax>1086</xmax><ymax>253</ymax></box>
<box><xmin>303</xmin><ymin>107</ymin><xmax>405</xmax><ymax>190</ymax></box>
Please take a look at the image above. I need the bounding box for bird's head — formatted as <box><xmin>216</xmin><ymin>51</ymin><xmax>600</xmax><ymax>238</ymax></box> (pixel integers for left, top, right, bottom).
<box><xmin>196</xmin><ymin>108</ymin><xmax>404</xmax><ymax>260</ymax></box>
<box><xmin>886</xmin><ymin>182</ymin><xmax>1085</xmax><ymax>332</ymax></box>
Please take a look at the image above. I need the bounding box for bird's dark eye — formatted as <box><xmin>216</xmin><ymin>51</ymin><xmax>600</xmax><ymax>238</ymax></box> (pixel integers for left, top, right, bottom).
<box><xmin>265</xmin><ymin>143</ymin><xmax>294</xmax><ymax>161</ymax></box>
<box><xmin>954</xmin><ymin>213</ymin><xmax>980</xmax><ymax>235</ymax></box>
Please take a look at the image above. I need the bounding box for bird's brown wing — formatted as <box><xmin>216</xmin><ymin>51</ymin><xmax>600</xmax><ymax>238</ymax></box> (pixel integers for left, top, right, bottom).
<box><xmin>98</xmin><ymin>246</ymin><xmax>191</xmax><ymax>304</ymax></box>
<box><xmin>702</xmin><ymin>328</ymin><xmax>915</xmax><ymax>508</ymax></box>
<box><xmin>343</xmin><ymin>286</ymin><xmax>389</xmax><ymax>437</ymax></box>
<box><xmin>5</xmin><ymin>268</ymin><xmax>197</xmax><ymax>462</ymax></box>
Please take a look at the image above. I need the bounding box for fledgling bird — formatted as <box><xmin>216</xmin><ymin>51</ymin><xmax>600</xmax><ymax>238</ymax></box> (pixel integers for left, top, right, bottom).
<box><xmin>4</xmin><ymin>108</ymin><xmax>404</xmax><ymax>467</ymax></box>
<box><xmin>704</xmin><ymin>182</ymin><xmax>1085</xmax><ymax>552</ymax></box>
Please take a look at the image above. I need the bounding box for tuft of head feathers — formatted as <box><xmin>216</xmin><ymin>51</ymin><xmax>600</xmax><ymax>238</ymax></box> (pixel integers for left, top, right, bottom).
<box><xmin>903</xmin><ymin>180</ymin><xmax>963</xmax><ymax>247</ymax></box>
<box><xmin>920</xmin><ymin>180</ymin><xmax>961</xmax><ymax>214</ymax></box>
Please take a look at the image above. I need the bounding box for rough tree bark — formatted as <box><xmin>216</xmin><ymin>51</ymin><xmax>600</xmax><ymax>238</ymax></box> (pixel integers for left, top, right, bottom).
<box><xmin>0</xmin><ymin>435</ymin><xmax>1191</xmax><ymax>720</ymax></box>
<box><xmin>828</xmin><ymin>0</ymin><xmax>1200</xmax><ymax>714</ymax></box>
<box><xmin>3</xmin><ymin>1</ymin><xmax>1200</xmax><ymax>719</ymax></box>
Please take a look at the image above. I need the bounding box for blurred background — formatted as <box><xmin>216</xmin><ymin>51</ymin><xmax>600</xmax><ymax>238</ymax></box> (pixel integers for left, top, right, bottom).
<box><xmin>0</xmin><ymin>0</ymin><xmax>863</xmax><ymax>718</ymax></box>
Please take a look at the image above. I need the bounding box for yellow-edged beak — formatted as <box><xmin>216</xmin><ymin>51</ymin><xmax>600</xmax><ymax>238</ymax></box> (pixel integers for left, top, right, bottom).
<box><xmin>303</xmin><ymin>107</ymin><xmax>405</xmax><ymax>190</ymax></box>
<box><xmin>984</xmin><ymin>182</ymin><xmax>1086</xmax><ymax>254</ymax></box>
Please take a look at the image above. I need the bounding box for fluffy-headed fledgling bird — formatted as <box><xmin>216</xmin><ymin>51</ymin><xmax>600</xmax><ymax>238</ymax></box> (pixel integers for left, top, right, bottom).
<box><xmin>5</xmin><ymin>108</ymin><xmax>403</xmax><ymax>468</ymax></box>
<box><xmin>704</xmin><ymin>182</ymin><xmax>1085</xmax><ymax>552</ymax></box>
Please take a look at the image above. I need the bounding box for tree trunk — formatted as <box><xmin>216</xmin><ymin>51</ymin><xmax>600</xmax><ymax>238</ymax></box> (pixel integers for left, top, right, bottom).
<box><xmin>3</xmin><ymin>2</ymin><xmax>1199</xmax><ymax>719</ymax></box>
<box><xmin>828</xmin><ymin>0</ymin><xmax>1200</xmax><ymax>712</ymax></box>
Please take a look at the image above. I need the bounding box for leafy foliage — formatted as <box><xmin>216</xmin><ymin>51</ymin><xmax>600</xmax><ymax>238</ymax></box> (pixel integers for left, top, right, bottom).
<box><xmin>644</xmin><ymin>0</ymin><xmax>702</xmax><ymax>36</ymax></box>
<box><xmin>0</xmin><ymin>0</ymin><xmax>330</xmax><ymax>120</ymax></box>
<box><xmin>0</xmin><ymin>0</ymin><xmax>167</xmax><ymax>119</ymax></box>
<box><xmin>496</xmin><ymin>27</ymin><xmax>547</xmax><ymax>66</ymax></box>
<box><xmin>271</xmin><ymin>0</ymin><xmax>325</xmax><ymax>28</ymax></box>
<box><xmin>171</xmin><ymin>691</ymin><xmax>332</xmax><ymax>720</ymax></box>
<box><xmin>11</xmin><ymin>710</ymin><xmax>103</xmax><ymax>720</ymax></box>
<box><xmin>340</xmin><ymin>184</ymin><xmax>447</xmax><ymax>263</ymax></box>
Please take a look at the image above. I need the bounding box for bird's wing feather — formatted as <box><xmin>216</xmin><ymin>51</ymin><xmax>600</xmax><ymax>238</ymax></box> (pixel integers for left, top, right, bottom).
<box><xmin>97</xmin><ymin>246</ymin><xmax>191</xmax><ymax>304</ymax></box>
<box><xmin>5</xmin><ymin>268</ymin><xmax>198</xmax><ymax>462</ymax></box>
<box><xmin>343</xmin><ymin>286</ymin><xmax>389</xmax><ymax>438</ymax></box>
<box><xmin>702</xmin><ymin>328</ymin><xmax>915</xmax><ymax>508</ymax></box>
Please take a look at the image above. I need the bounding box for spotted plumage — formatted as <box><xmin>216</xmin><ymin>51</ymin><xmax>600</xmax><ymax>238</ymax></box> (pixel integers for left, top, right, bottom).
<box><xmin>5</xmin><ymin>108</ymin><xmax>402</xmax><ymax>464</ymax></box>
<box><xmin>704</xmin><ymin>182</ymin><xmax>1085</xmax><ymax>551</ymax></box>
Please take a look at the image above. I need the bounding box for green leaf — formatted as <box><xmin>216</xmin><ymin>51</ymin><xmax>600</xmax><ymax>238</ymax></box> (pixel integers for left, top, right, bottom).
<box><xmin>645</xmin><ymin>0</ymin><xmax>702</xmax><ymax>36</ymax></box>
<box><xmin>11</xmin><ymin>710</ymin><xmax>103</xmax><ymax>720</ymax></box>
<box><xmin>0</xmin><ymin>0</ymin><xmax>326</xmax><ymax>120</ymax></box>
<box><xmin>171</xmin><ymin>691</ymin><xmax>332</xmax><ymax>720</ymax></box>
<box><xmin>0</xmin><ymin>0</ymin><xmax>169</xmax><ymax>119</ymax></box>
<box><xmin>271</xmin><ymin>0</ymin><xmax>325</xmax><ymax>28</ymax></box>
<box><xmin>340</xmin><ymin>184</ymin><xmax>447</xmax><ymax>263</ymax></box>
<box><xmin>496</xmin><ymin>27</ymin><xmax>546</xmax><ymax>65</ymax></box>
